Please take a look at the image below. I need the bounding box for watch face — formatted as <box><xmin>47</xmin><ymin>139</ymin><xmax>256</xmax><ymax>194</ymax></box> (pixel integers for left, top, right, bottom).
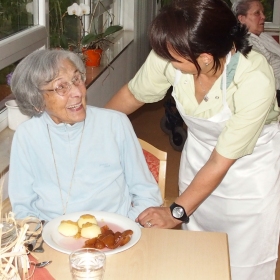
<box><xmin>172</xmin><ymin>207</ymin><xmax>184</xmax><ymax>219</ymax></box>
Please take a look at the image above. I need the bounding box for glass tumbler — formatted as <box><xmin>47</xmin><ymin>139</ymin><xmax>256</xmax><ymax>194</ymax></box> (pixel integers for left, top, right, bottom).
<box><xmin>69</xmin><ymin>248</ymin><xmax>106</xmax><ymax>280</ymax></box>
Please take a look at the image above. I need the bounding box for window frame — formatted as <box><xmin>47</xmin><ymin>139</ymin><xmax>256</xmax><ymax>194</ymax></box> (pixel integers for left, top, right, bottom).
<box><xmin>0</xmin><ymin>26</ymin><xmax>47</xmax><ymax>70</ymax></box>
<box><xmin>84</xmin><ymin>0</ymin><xmax>121</xmax><ymax>36</ymax></box>
<box><xmin>0</xmin><ymin>0</ymin><xmax>48</xmax><ymax>129</ymax></box>
<box><xmin>0</xmin><ymin>0</ymin><xmax>47</xmax><ymax>69</ymax></box>
<box><xmin>265</xmin><ymin>0</ymin><xmax>280</xmax><ymax>30</ymax></box>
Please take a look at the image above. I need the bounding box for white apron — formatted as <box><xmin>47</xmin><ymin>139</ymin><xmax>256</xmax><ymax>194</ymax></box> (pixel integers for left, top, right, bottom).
<box><xmin>172</xmin><ymin>55</ymin><xmax>280</xmax><ymax>280</ymax></box>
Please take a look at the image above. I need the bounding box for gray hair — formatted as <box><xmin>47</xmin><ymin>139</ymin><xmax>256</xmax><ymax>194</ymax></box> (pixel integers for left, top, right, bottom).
<box><xmin>11</xmin><ymin>49</ymin><xmax>86</xmax><ymax>117</ymax></box>
<box><xmin>232</xmin><ymin>0</ymin><xmax>261</xmax><ymax>17</ymax></box>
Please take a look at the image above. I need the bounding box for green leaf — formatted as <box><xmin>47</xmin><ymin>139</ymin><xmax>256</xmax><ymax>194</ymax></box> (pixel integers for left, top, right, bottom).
<box><xmin>103</xmin><ymin>25</ymin><xmax>123</xmax><ymax>37</ymax></box>
<box><xmin>81</xmin><ymin>25</ymin><xmax>123</xmax><ymax>46</ymax></box>
<box><xmin>60</xmin><ymin>34</ymin><xmax>69</xmax><ymax>49</ymax></box>
<box><xmin>81</xmin><ymin>34</ymin><xmax>102</xmax><ymax>45</ymax></box>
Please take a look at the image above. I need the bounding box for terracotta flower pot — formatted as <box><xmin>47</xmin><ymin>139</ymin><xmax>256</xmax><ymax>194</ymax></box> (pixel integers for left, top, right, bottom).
<box><xmin>83</xmin><ymin>49</ymin><xmax>103</xmax><ymax>67</ymax></box>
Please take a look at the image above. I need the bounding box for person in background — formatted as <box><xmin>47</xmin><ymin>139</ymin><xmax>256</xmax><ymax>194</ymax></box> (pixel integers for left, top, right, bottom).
<box><xmin>8</xmin><ymin>49</ymin><xmax>162</xmax><ymax>222</ymax></box>
<box><xmin>232</xmin><ymin>0</ymin><xmax>280</xmax><ymax>105</ymax></box>
<box><xmin>105</xmin><ymin>0</ymin><xmax>280</xmax><ymax>279</ymax></box>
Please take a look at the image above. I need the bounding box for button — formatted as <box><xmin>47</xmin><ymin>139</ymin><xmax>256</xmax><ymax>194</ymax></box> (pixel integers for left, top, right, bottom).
<box><xmin>203</xmin><ymin>95</ymin><xmax>209</xmax><ymax>102</ymax></box>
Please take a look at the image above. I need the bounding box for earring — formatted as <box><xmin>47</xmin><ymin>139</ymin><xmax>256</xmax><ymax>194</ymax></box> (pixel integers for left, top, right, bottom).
<box><xmin>205</xmin><ymin>62</ymin><xmax>209</xmax><ymax>66</ymax></box>
<box><xmin>34</xmin><ymin>106</ymin><xmax>44</xmax><ymax>113</ymax></box>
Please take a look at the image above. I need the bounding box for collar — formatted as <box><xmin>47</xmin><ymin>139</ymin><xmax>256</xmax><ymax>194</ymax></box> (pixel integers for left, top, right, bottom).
<box><xmin>41</xmin><ymin>111</ymin><xmax>85</xmax><ymax>133</ymax></box>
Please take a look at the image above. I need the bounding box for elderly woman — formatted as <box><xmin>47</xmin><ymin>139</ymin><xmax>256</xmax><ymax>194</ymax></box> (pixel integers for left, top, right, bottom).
<box><xmin>106</xmin><ymin>0</ymin><xmax>280</xmax><ymax>279</ymax></box>
<box><xmin>232</xmin><ymin>0</ymin><xmax>280</xmax><ymax>105</ymax></box>
<box><xmin>8</xmin><ymin>49</ymin><xmax>162</xmax><ymax>222</ymax></box>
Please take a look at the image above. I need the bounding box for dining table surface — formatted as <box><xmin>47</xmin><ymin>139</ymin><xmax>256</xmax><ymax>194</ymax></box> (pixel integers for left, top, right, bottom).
<box><xmin>33</xmin><ymin>227</ymin><xmax>231</xmax><ymax>280</ymax></box>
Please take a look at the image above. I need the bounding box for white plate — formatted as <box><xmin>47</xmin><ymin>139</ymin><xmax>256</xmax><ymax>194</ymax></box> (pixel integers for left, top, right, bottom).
<box><xmin>42</xmin><ymin>211</ymin><xmax>141</xmax><ymax>255</ymax></box>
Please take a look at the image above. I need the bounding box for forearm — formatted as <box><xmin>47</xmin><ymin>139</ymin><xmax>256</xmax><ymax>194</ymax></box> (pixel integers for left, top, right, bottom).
<box><xmin>105</xmin><ymin>84</ymin><xmax>145</xmax><ymax>115</ymax></box>
<box><xmin>176</xmin><ymin>149</ymin><xmax>236</xmax><ymax>216</ymax></box>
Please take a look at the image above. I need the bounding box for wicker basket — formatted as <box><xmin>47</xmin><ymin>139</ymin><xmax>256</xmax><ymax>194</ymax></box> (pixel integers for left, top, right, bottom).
<box><xmin>0</xmin><ymin>172</ymin><xmax>43</xmax><ymax>279</ymax></box>
<box><xmin>0</xmin><ymin>214</ymin><xmax>44</xmax><ymax>280</ymax></box>
<box><xmin>0</xmin><ymin>213</ymin><xmax>29</xmax><ymax>280</ymax></box>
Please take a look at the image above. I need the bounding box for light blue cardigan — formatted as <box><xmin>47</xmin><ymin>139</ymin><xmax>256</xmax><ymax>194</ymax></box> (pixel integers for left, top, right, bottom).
<box><xmin>8</xmin><ymin>106</ymin><xmax>162</xmax><ymax>221</ymax></box>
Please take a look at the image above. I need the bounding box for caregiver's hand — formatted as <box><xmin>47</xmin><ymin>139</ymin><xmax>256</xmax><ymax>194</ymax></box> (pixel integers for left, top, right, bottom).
<box><xmin>136</xmin><ymin>206</ymin><xmax>181</xmax><ymax>229</ymax></box>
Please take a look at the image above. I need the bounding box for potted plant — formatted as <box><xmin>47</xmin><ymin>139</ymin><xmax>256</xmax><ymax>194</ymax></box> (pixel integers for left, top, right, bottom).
<box><xmin>54</xmin><ymin>1</ymin><xmax>123</xmax><ymax>67</ymax></box>
<box><xmin>81</xmin><ymin>24</ymin><xmax>123</xmax><ymax>67</ymax></box>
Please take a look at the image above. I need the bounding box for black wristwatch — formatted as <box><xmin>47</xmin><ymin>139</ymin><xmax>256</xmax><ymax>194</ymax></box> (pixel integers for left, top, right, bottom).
<box><xmin>170</xmin><ymin>202</ymin><xmax>189</xmax><ymax>223</ymax></box>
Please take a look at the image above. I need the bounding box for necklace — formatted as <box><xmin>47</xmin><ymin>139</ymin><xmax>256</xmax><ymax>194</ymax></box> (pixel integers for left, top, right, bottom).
<box><xmin>47</xmin><ymin>122</ymin><xmax>85</xmax><ymax>215</ymax></box>
<box><xmin>197</xmin><ymin>76</ymin><xmax>209</xmax><ymax>102</ymax></box>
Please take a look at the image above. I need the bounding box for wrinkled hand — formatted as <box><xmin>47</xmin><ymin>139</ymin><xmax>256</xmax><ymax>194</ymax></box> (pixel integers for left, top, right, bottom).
<box><xmin>135</xmin><ymin>207</ymin><xmax>181</xmax><ymax>229</ymax></box>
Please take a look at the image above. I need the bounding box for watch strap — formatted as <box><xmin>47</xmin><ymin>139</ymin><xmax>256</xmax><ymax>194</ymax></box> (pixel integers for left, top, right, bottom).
<box><xmin>170</xmin><ymin>202</ymin><xmax>189</xmax><ymax>223</ymax></box>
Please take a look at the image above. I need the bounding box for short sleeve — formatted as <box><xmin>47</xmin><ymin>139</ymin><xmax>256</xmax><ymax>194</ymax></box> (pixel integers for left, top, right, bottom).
<box><xmin>128</xmin><ymin>50</ymin><xmax>174</xmax><ymax>103</ymax></box>
<box><xmin>216</xmin><ymin>52</ymin><xmax>277</xmax><ymax>159</ymax></box>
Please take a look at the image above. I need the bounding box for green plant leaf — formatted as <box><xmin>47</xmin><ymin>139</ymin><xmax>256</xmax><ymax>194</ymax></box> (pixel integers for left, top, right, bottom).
<box><xmin>81</xmin><ymin>34</ymin><xmax>101</xmax><ymax>45</ymax></box>
<box><xmin>103</xmin><ymin>25</ymin><xmax>123</xmax><ymax>37</ymax></box>
<box><xmin>81</xmin><ymin>25</ymin><xmax>123</xmax><ymax>46</ymax></box>
<box><xmin>60</xmin><ymin>34</ymin><xmax>69</xmax><ymax>49</ymax></box>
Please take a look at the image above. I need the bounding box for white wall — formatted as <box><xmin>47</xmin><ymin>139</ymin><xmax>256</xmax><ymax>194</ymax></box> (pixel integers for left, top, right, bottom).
<box><xmin>86</xmin><ymin>0</ymin><xmax>157</xmax><ymax>107</ymax></box>
<box><xmin>87</xmin><ymin>43</ymin><xmax>135</xmax><ymax>107</ymax></box>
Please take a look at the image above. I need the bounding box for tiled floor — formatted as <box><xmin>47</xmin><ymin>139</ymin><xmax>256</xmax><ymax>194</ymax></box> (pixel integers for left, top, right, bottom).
<box><xmin>129</xmin><ymin>93</ymin><xmax>280</xmax><ymax>279</ymax></box>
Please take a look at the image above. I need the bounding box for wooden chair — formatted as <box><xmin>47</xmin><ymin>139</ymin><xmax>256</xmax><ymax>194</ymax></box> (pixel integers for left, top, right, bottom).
<box><xmin>272</xmin><ymin>34</ymin><xmax>280</xmax><ymax>44</ymax></box>
<box><xmin>138</xmin><ymin>138</ymin><xmax>167</xmax><ymax>202</ymax></box>
<box><xmin>1</xmin><ymin>171</ymin><xmax>12</xmax><ymax>217</ymax></box>
<box><xmin>1</xmin><ymin>197</ymin><xmax>12</xmax><ymax>216</ymax></box>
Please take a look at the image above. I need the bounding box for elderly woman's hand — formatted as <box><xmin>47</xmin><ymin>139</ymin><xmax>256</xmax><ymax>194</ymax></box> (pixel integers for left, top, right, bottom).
<box><xmin>136</xmin><ymin>206</ymin><xmax>181</xmax><ymax>229</ymax></box>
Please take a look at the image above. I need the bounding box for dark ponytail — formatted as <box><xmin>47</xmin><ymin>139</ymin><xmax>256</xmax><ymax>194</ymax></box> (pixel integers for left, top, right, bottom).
<box><xmin>230</xmin><ymin>23</ymin><xmax>252</xmax><ymax>56</ymax></box>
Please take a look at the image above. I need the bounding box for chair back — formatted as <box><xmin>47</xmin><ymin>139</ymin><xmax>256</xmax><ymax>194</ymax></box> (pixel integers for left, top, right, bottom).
<box><xmin>1</xmin><ymin>198</ymin><xmax>12</xmax><ymax>216</ymax></box>
<box><xmin>1</xmin><ymin>172</ymin><xmax>12</xmax><ymax>217</ymax></box>
<box><xmin>138</xmin><ymin>138</ymin><xmax>167</xmax><ymax>201</ymax></box>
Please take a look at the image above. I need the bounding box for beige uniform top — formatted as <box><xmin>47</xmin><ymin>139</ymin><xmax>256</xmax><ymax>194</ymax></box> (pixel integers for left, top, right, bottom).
<box><xmin>128</xmin><ymin>50</ymin><xmax>279</xmax><ymax>159</ymax></box>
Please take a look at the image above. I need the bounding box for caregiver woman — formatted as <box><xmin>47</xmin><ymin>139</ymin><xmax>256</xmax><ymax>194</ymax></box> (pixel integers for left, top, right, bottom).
<box><xmin>105</xmin><ymin>0</ymin><xmax>280</xmax><ymax>279</ymax></box>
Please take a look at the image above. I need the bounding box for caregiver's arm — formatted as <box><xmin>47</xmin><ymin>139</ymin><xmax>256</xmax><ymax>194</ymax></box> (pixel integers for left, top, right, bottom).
<box><xmin>136</xmin><ymin>149</ymin><xmax>236</xmax><ymax>228</ymax></box>
<box><xmin>105</xmin><ymin>84</ymin><xmax>145</xmax><ymax>115</ymax></box>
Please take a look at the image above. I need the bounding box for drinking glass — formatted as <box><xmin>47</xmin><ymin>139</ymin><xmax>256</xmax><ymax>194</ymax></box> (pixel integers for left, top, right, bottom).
<box><xmin>69</xmin><ymin>248</ymin><xmax>106</xmax><ymax>280</ymax></box>
<box><xmin>1</xmin><ymin>219</ymin><xmax>17</xmax><ymax>247</ymax></box>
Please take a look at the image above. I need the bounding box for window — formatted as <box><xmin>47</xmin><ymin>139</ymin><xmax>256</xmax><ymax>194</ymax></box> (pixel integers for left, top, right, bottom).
<box><xmin>0</xmin><ymin>0</ymin><xmax>34</xmax><ymax>40</ymax></box>
<box><xmin>49</xmin><ymin>0</ymin><xmax>121</xmax><ymax>49</ymax></box>
<box><xmin>0</xmin><ymin>61</ymin><xmax>19</xmax><ymax>112</ymax></box>
<box><xmin>0</xmin><ymin>0</ymin><xmax>47</xmax><ymax>116</ymax></box>
<box><xmin>263</xmin><ymin>0</ymin><xmax>280</xmax><ymax>29</ymax></box>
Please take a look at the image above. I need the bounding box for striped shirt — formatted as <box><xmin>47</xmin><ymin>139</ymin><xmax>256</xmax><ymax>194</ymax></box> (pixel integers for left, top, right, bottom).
<box><xmin>249</xmin><ymin>32</ymin><xmax>280</xmax><ymax>90</ymax></box>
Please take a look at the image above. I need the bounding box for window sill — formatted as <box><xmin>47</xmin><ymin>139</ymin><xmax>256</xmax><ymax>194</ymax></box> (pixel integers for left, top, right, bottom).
<box><xmin>264</xmin><ymin>24</ymin><xmax>280</xmax><ymax>33</ymax></box>
<box><xmin>84</xmin><ymin>30</ymin><xmax>134</xmax><ymax>87</ymax></box>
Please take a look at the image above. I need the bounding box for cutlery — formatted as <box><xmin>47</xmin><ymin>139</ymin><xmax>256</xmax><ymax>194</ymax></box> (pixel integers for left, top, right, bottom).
<box><xmin>25</xmin><ymin>220</ymin><xmax>46</xmax><ymax>252</ymax></box>
<box><xmin>31</xmin><ymin>260</ymin><xmax>52</xmax><ymax>268</ymax></box>
<box><xmin>33</xmin><ymin>221</ymin><xmax>47</xmax><ymax>253</ymax></box>
<box><xmin>26</xmin><ymin>233</ymin><xmax>42</xmax><ymax>252</ymax></box>
<box><xmin>25</xmin><ymin>220</ymin><xmax>46</xmax><ymax>243</ymax></box>
<box><xmin>25</xmin><ymin>220</ymin><xmax>45</xmax><ymax>240</ymax></box>
<box><xmin>26</xmin><ymin>242</ymin><xmax>35</xmax><ymax>252</ymax></box>
<box><xmin>33</xmin><ymin>236</ymin><xmax>45</xmax><ymax>253</ymax></box>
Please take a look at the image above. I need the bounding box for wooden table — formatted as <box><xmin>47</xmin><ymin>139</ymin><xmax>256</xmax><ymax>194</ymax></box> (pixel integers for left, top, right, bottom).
<box><xmin>35</xmin><ymin>228</ymin><xmax>231</xmax><ymax>280</ymax></box>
